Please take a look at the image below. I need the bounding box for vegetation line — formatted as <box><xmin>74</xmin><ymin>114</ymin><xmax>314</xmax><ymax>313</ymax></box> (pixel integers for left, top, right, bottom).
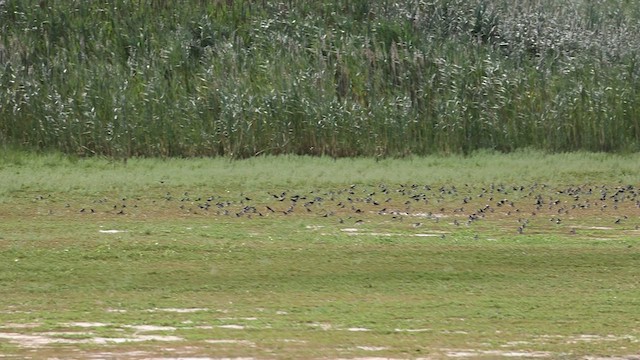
<box><xmin>1</xmin><ymin>0</ymin><xmax>639</xmax><ymax>157</ymax></box>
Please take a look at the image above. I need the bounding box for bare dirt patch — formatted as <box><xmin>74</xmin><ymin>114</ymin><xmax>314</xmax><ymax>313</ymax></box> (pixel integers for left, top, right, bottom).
<box><xmin>443</xmin><ymin>348</ymin><xmax>554</xmax><ymax>358</ymax></box>
<box><xmin>145</xmin><ymin>307</ymin><xmax>210</xmax><ymax>313</ymax></box>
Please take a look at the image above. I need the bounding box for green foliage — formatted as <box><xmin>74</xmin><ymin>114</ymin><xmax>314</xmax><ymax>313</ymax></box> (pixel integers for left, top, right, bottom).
<box><xmin>1</xmin><ymin>0</ymin><xmax>640</xmax><ymax>157</ymax></box>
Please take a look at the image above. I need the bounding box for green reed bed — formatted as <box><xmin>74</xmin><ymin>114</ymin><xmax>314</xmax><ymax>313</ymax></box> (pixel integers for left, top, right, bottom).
<box><xmin>1</xmin><ymin>0</ymin><xmax>640</xmax><ymax>158</ymax></box>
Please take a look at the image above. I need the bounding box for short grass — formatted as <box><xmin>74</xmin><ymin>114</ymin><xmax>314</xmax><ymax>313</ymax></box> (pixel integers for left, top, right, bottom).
<box><xmin>0</xmin><ymin>151</ymin><xmax>639</xmax><ymax>358</ymax></box>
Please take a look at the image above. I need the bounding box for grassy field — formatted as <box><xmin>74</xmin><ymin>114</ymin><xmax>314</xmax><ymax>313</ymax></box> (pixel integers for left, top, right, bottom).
<box><xmin>2</xmin><ymin>0</ymin><xmax>639</xmax><ymax>357</ymax></box>
<box><xmin>2</xmin><ymin>0</ymin><xmax>640</xmax><ymax>157</ymax></box>
<box><xmin>1</xmin><ymin>151</ymin><xmax>639</xmax><ymax>359</ymax></box>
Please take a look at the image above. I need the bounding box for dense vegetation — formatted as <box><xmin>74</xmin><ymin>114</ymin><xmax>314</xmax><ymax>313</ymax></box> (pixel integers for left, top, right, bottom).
<box><xmin>1</xmin><ymin>0</ymin><xmax>639</xmax><ymax>158</ymax></box>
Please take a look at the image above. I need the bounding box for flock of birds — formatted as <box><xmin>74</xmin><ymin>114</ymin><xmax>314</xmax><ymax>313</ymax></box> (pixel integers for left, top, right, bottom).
<box><xmin>67</xmin><ymin>182</ymin><xmax>640</xmax><ymax>236</ymax></box>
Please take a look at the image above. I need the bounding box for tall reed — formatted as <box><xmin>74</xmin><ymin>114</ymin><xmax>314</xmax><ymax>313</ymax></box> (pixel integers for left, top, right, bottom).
<box><xmin>1</xmin><ymin>0</ymin><xmax>639</xmax><ymax>158</ymax></box>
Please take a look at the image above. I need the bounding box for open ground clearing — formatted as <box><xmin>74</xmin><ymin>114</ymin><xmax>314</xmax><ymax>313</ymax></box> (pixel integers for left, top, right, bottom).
<box><xmin>0</xmin><ymin>152</ymin><xmax>639</xmax><ymax>359</ymax></box>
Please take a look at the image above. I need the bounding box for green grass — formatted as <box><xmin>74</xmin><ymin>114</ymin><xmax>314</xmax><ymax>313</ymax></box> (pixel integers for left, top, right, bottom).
<box><xmin>1</xmin><ymin>0</ymin><xmax>640</xmax><ymax>157</ymax></box>
<box><xmin>1</xmin><ymin>149</ymin><xmax>638</xmax><ymax>197</ymax></box>
<box><xmin>2</xmin><ymin>217</ymin><xmax>639</xmax><ymax>358</ymax></box>
<box><xmin>1</xmin><ymin>152</ymin><xmax>639</xmax><ymax>358</ymax></box>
